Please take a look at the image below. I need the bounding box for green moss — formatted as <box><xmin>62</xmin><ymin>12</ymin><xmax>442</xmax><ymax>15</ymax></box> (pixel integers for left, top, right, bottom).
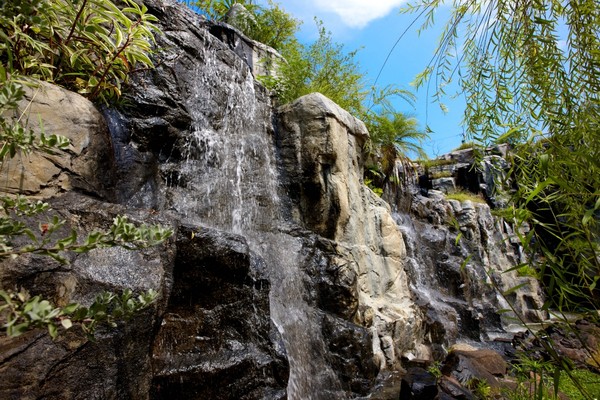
<box><xmin>421</xmin><ymin>158</ymin><xmax>456</xmax><ymax>168</ymax></box>
<box><xmin>445</xmin><ymin>191</ymin><xmax>487</xmax><ymax>204</ymax></box>
<box><xmin>364</xmin><ymin>178</ymin><xmax>383</xmax><ymax>197</ymax></box>
<box><xmin>452</xmin><ymin>141</ymin><xmax>482</xmax><ymax>151</ymax></box>
<box><xmin>517</xmin><ymin>265</ymin><xmax>538</xmax><ymax>277</ymax></box>
<box><xmin>430</xmin><ymin>171</ymin><xmax>453</xmax><ymax>179</ymax></box>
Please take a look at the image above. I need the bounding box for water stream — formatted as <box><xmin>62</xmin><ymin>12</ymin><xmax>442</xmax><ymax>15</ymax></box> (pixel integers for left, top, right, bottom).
<box><xmin>164</xmin><ymin>50</ymin><xmax>344</xmax><ymax>398</ymax></box>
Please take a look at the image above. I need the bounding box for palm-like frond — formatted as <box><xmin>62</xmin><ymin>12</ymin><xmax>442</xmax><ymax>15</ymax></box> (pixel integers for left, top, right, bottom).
<box><xmin>366</xmin><ymin>110</ymin><xmax>429</xmax><ymax>188</ymax></box>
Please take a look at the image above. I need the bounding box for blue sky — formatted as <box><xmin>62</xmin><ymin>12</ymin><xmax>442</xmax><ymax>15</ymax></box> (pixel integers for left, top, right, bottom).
<box><xmin>260</xmin><ymin>1</ymin><xmax>467</xmax><ymax>157</ymax></box>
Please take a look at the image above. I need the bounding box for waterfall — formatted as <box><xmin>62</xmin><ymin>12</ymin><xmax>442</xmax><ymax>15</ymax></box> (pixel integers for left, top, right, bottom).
<box><xmin>164</xmin><ymin>46</ymin><xmax>344</xmax><ymax>398</ymax></box>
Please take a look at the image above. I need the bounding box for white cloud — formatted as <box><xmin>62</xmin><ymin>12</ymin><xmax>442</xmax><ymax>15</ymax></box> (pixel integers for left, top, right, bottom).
<box><xmin>311</xmin><ymin>0</ymin><xmax>408</xmax><ymax>28</ymax></box>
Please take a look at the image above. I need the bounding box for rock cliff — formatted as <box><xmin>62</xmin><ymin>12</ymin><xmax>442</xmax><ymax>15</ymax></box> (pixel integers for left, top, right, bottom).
<box><xmin>0</xmin><ymin>0</ymin><xmax>544</xmax><ymax>399</ymax></box>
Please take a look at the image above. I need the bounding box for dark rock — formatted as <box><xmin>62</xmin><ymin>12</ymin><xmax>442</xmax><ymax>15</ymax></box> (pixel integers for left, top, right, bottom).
<box><xmin>0</xmin><ymin>193</ymin><xmax>177</xmax><ymax>400</ymax></box>
<box><xmin>515</xmin><ymin>320</ymin><xmax>600</xmax><ymax>372</ymax></box>
<box><xmin>399</xmin><ymin>367</ymin><xmax>439</xmax><ymax>400</ymax></box>
<box><xmin>455</xmin><ymin>349</ymin><xmax>507</xmax><ymax>376</ymax></box>
<box><xmin>301</xmin><ymin>236</ymin><xmax>359</xmax><ymax>320</ymax></box>
<box><xmin>438</xmin><ymin>376</ymin><xmax>476</xmax><ymax>400</ymax></box>
<box><xmin>441</xmin><ymin>349</ymin><xmax>505</xmax><ymax>388</ymax></box>
<box><xmin>321</xmin><ymin>313</ymin><xmax>378</xmax><ymax>395</ymax></box>
<box><xmin>151</xmin><ymin>225</ymin><xmax>288</xmax><ymax>400</ymax></box>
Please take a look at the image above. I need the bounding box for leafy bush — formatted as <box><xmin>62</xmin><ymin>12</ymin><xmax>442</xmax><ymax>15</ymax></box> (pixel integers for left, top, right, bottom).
<box><xmin>0</xmin><ymin>0</ymin><xmax>158</xmax><ymax>103</ymax></box>
<box><xmin>186</xmin><ymin>0</ymin><xmax>300</xmax><ymax>52</ymax></box>
<box><xmin>452</xmin><ymin>141</ymin><xmax>481</xmax><ymax>152</ymax></box>
<box><xmin>1</xmin><ymin>288</ymin><xmax>158</xmax><ymax>339</ymax></box>
<box><xmin>274</xmin><ymin>19</ymin><xmax>367</xmax><ymax>116</ymax></box>
<box><xmin>0</xmin><ymin>74</ymin><xmax>173</xmax><ymax>338</ymax></box>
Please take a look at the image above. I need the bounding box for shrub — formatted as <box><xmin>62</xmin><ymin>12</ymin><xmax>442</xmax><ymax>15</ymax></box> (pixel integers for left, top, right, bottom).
<box><xmin>0</xmin><ymin>0</ymin><xmax>170</xmax><ymax>338</ymax></box>
<box><xmin>0</xmin><ymin>0</ymin><xmax>158</xmax><ymax>103</ymax></box>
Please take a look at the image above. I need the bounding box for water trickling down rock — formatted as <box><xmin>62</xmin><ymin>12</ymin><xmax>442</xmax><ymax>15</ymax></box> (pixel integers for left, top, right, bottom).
<box><xmin>0</xmin><ymin>0</ymin><xmax>547</xmax><ymax>398</ymax></box>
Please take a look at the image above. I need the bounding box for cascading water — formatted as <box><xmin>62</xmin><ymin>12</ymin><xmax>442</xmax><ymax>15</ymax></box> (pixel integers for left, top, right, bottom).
<box><xmin>162</xmin><ymin>41</ymin><xmax>344</xmax><ymax>399</ymax></box>
<box><xmin>393</xmin><ymin>195</ymin><xmax>543</xmax><ymax>352</ymax></box>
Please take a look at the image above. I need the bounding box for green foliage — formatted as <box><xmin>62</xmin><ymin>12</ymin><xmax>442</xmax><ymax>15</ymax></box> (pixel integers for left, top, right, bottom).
<box><xmin>558</xmin><ymin>369</ymin><xmax>600</xmax><ymax>400</ymax></box>
<box><xmin>452</xmin><ymin>141</ymin><xmax>480</xmax><ymax>152</ymax></box>
<box><xmin>275</xmin><ymin>19</ymin><xmax>367</xmax><ymax>116</ymax></box>
<box><xmin>187</xmin><ymin>0</ymin><xmax>240</xmax><ymax>20</ymax></box>
<box><xmin>405</xmin><ymin>3</ymin><xmax>599</xmax><ymax>398</ymax></box>
<box><xmin>0</xmin><ymin>205</ymin><xmax>172</xmax><ymax>264</ymax></box>
<box><xmin>503</xmin><ymin>354</ymin><xmax>600</xmax><ymax>400</ymax></box>
<box><xmin>427</xmin><ymin>360</ymin><xmax>442</xmax><ymax>380</ymax></box>
<box><xmin>404</xmin><ymin>0</ymin><xmax>600</xmax><ymax>148</ymax></box>
<box><xmin>445</xmin><ymin>191</ymin><xmax>486</xmax><ymax>204</ymax></box>
<box><xmin>364</xmin><ymin>178</ymin><xmax>383</xmax><ymax>197</ymax></box>
<box><xmin>364</xmin><ymin>110</ymin><xmax>428</xmax><ymax>190</ymax></box>
<box><xmin>187</xmin><ymin>0</ymin><xmax>300</xmax><ymax>52</ymax></box>
<box><xmin>237</xmin><ymin>0</ymin><xmax>300</xmax><ymax>51</ymax></box>
<box><xmin>430</xmin><ymin>171</ymin><xmax>452</xmax><ymax>179</ymax></box>
<box><xmin>506</xmin><ymin>136</ymin><xmax>600</xmax><ymax>313</ymax></box>
<box><xmin>0</xmin><ymin>0</ymin><xmax>158</xmax><ymax>103</ymax></box>
<box><xmin>466</xmin><ymin>378</ymin><xmax>492</xmax><ymax>399</ymax></box>
<box><xmin>0</xmin><ymin>288</ymin><xmax>158</xmax><ymax>339</ymax></box>
<box><xmin>420</xmin><ymin>158</ymin><xmax>455</xmax><ymax>168</ymax></box>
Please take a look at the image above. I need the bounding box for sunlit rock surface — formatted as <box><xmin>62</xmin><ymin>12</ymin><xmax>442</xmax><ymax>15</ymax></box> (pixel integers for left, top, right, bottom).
<box><xmin>277</xmin><ymin>93</ymin><xmax>422</xmax><ymax>371</ymax></box>
<box><xmin>0</xmin><ymin>81</ymin><xmax>116</xmax><ymax>200</ymax></box>
<box><xmin>0</xmin><ymin>0</ymin><xmax>548</xmax><ymax>398</ymax></box>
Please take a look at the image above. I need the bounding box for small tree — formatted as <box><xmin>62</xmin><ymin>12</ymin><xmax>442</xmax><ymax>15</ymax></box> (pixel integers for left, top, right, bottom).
<box><xmin>366</xmin><ymin>110</ymin><xmax>428</xmax><ymax>189</ymax></box>
<box><xmin>276</xmin><ymin>19</ymin><xmax>367</xmax><ymax>116</ymax></box>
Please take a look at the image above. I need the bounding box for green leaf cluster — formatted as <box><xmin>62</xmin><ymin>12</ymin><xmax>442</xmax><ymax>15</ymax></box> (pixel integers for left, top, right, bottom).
<box><xmin>184</xmin><ymin>0</ymin><xmax>300</xmax><ymax>52</ymax></box>
<box><xmin>1</xmin><ymin>288</ymin><xmax>158</xmax><ymax>339</ymax></box>
<box><xmin>0</xmin><ymin>0</ymin><xmax>158</xmax><ymax>103</ymax></box>
<box><xmin>363</xmin><ymin>110</ymin><xmax>428</xmax><ymax>192</ymax></box>
<box><xmin>0</xmin><ymin>53</ymin><xmax>171</xmax><ymax>339</ymax></box>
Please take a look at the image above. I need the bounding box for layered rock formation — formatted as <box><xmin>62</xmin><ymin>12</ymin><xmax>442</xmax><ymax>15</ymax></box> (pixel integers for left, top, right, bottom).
<box><xmin>0</xmin><ymin>0</ymin><xmax>546</xmax><ymax>399</ymax></box>
<box><xmin>277</xmin><ymin>94</ymin><xmax>421</xmax><ymax>371</ymax></box>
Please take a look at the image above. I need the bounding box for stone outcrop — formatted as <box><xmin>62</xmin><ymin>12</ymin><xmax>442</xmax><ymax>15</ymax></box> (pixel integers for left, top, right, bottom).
<box><xmin>401</xmin><ymin>191</ymin><xmax>545</xmax><ymax>357</ymax></box>
<box><xmin>0</xmin><ymin>193</ymin><xmax>177</xmax><ymax>400</ymax></box>
<box><xmin>277</xmin><ymin>93</ymin><xmax>422</xmax><ymax>370</ymax></box>
<box><xmin>423</xmin><ymin>144</ymin><xmax>511</xmax><ymax>206</ymax></box>
<box><xmin>0</xmin><ymin>81</ymin><xmax>116</xmax><ymax>200</ymax></box>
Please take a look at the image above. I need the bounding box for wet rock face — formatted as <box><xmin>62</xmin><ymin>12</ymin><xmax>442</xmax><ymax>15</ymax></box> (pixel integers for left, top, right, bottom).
<box><xmin>112</xmin><ymin>0</ymin><xmax>277</xmax><ymax>228</ymax></box>
<box><xmin>0</xmin><ymin>193</ymin><xmax>177</xmax><ymax>400</ymax></box>
<box><xmin>399</xmin><ymin>367</ymin><xmax>439</xmax><ymax>400</ymax></box>
<box><xmin>151</xmin><ymin>225</ymin><xmax>288</xmax><ymax>400</ymax></box>
<box><xmin>399</xmin><ymin>192</ymin><xmax>545</xmax><ymax>354</ymax></box>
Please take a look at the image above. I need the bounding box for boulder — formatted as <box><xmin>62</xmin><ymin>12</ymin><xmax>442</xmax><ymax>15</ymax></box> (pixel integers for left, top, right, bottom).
<box><xmin>277</xmin><ymin>93</ymin><xmax>421</xmax><ymax>369</ymax></box>
<box><xmin>0</xmin><ymin>81</ymin><xmax>116</xmax><ymax>200</ymax></box>
<box><xmin>441</xmin><ymin>348</ymin><xmax>507</xmax><ymax>387</ymax></box>
<box><xmin>399</xmin><ymin>367</ymin><xmax>438</xmax><ymax>400</ymax></box>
